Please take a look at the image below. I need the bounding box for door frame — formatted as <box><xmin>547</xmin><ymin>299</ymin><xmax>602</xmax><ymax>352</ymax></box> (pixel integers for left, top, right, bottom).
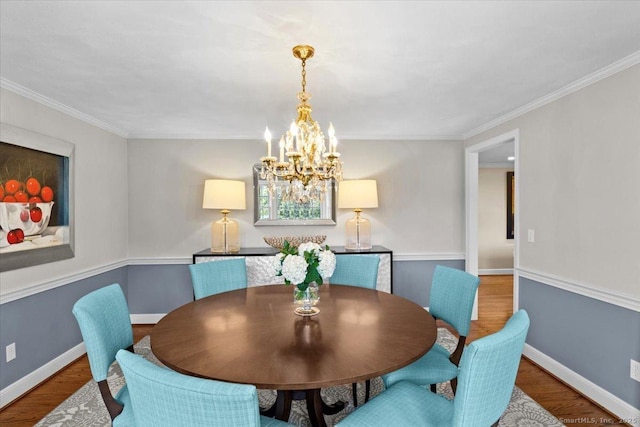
<box><xmin>465</xmin><ymin>129</ymin><xmax>520</xmax><ymax>317</ymax></box>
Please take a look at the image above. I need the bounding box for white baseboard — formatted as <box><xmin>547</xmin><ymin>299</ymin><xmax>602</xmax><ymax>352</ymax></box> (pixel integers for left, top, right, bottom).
<box><xmin>130</xmin><ymin>313</ymin><xmax>165</xmax><ymax>324</ymax></box>
<box><xmin>523</xmin><ymin>344</ymin><xmax>640</xmax><ymax>426</ymax></box>
<box><xmin>478</xmin><ymin>268</ymin><xmax>513</xmax><ymax>275</ymax></box>
<box><xmin>0</xmin><ymin>342</ymin><xmax>86</xmax><ymax>409</ymax></box>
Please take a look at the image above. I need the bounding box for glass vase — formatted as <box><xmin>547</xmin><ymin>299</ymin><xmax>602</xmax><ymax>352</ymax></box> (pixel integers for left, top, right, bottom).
<box><xmin>293</xmin><ymin>282</ymin><xmax>320</xmax><ymax>316</ymax></box>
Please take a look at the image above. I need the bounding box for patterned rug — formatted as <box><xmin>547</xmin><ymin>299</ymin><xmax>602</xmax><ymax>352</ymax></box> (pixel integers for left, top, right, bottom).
<box><xmin>36</xmin><ymin>329</ymin><xmax>565</xmax><ymax>427</ymax></box>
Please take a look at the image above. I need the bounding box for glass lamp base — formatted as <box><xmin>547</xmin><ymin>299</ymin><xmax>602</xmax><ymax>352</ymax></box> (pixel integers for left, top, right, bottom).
<box><xmin>345</xmin><ymin>214</ymin><xmax>371</xmax><ymax>250</ymax></box>
<box><xmin>211</xmin><ymin>216</ymin><xmax>240</xmax><ymax>253</ymax></box>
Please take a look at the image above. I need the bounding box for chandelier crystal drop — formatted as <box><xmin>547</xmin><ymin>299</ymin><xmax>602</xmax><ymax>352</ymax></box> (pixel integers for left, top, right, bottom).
<box><xmin>260</xmin><ymin>45</ymin><xmax>343</xmax><ymax>204</ymax></box>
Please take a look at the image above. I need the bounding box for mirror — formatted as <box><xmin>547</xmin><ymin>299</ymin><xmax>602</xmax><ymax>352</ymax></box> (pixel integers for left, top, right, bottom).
<box><xmin>253</xmin><ymin>164</ymin><xmax>336</xmax><ymax>226</ymax></box>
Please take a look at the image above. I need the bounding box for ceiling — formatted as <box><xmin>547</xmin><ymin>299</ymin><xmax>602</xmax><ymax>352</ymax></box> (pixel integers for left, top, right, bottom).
<box><xmin>1</xmin><ymin>1</ymin><xmax>639</xmax><ymax>140</ymax></box>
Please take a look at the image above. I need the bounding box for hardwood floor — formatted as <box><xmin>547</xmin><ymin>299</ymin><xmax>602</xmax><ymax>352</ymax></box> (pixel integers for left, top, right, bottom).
<box><xmin>0</xmin><ymin>277</ymin><xmax>628</xmax><ymax>426</ymax></box>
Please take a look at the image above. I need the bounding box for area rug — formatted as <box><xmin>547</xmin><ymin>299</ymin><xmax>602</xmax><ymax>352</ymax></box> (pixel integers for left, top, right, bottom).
<box><xmin>36</xmin><ymin>329</ymin><xmax>565</xmax><ymax>427</ymax></box>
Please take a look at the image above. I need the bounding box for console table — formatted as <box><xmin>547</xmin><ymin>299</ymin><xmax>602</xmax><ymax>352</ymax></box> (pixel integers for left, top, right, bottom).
<box><xmin>193</xmin><ymin>245</ymin><xmax>393</xmax><ymax>293</ymax></box>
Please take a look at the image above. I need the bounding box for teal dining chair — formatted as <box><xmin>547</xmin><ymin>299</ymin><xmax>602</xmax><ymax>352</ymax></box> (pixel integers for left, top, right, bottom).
<box><xmin>382</xmin><ymin>265</ymin><xmax>480</xmax><ymax>394</ymax></box>
<box><xmin>337</xmin><ymin>310</ymin><xmax>530</xmax><ymax>427</ymax></box>
<box><xmin>329</xmin><ymin>254</ymin><xmax>380</xmax><ymax>407</ymax></box>
<box><xmin>330</xmin><ymin>255</ymin><xmax>380</xmax><ymax>289</ymax></box>
<box><xmin>116</xmin><ymin>349</ymin><xmax>293</xmax><ymax>427</ymax></box>
<box><xmin>72</xmin><ymin>283</ymin><xmax>135</xmax><ymax>426</ymax></box>
<box><xmin>188</xmin><ymin>258</ymin><xmax>248</xmax><ymax>300</ymax></box>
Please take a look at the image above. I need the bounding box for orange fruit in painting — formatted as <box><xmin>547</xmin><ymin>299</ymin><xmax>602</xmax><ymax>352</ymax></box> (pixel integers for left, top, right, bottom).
<box><xmin>26</xmin><ymin>177</ymin><xmax>41</xmax><ymax>196</ymax></box>
<box><xmin>41</xmin><ymin>186</ymin><xmax>54</xmax><ymax>202</ymax></box>
<box><xmin>4</xmin><ymin>179</ymin><xmax>21</xmax><ymax>195</ymax></box>
<box><xmin>3</xmin><ymin>195</ymin><xmax>17</xmax><ymax>202</ymax></box>
<box><xmin>14</xmin><ymin>190</ymin><xmax>29</xmax><ymax>202</ymax></box>
<box><xmin>0</xmin><ymin>185</ymin><xmax>4</xmax><ymax>199</ymax></box>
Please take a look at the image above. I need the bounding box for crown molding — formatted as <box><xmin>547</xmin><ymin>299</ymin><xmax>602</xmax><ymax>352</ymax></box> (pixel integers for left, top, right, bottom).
<box><xmin>0</xmin><ymin>78</ymin><xmax>129</xmax><ymax>138</ymax></box>
<box><xmin>125</xmin><ymin>132</ymin><xmax>465</xmax><ymax>141</ymax></box>
<box><xmin>463</xmin><ymin>50</ymin><xmax>640</xmax><ymax>139</ymax></box>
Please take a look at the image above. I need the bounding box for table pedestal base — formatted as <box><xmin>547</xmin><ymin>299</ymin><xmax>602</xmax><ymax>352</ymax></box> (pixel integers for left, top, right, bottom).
<box><xmin>261</xmin><ymin>389</ymin><xmax>345</xmax><ymax>427</ymax></box>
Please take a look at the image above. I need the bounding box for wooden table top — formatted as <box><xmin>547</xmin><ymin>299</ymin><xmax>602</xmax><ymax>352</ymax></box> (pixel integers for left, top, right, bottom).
<box><xmin>150</xmin><ymin>284</ymin><xmax>436</xmax><ymax>390</ymax></box>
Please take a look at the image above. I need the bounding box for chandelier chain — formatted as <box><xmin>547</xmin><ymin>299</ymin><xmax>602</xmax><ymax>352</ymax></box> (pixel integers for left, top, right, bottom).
<box><xmin>301</xmin><ymin>58</ymin><xmax>307</xmax><ymax>94</ymax></box>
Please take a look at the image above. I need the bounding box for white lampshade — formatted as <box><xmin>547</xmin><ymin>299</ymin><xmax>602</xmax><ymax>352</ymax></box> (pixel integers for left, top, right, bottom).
<box><xmin>202</xmin><ymin>180</ymin><xmax>246</xmax><ymax>210</ymax></box>
<box><xmin>338</xmin><ymin>180</ymin><xmax>378</xmax><ymax>209</ymax></box>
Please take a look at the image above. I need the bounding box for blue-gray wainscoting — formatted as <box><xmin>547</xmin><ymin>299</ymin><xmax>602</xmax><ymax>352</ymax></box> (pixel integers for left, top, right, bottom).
<box><xmin>0</xmin><ymin>259</ymin><xmax>463</xmax><ymax>394</ymax></box>
<box><xmin>0</xmin><ymin>268</ymin><xmax>128</xmax><ymax>389</ymax></box>
<box><xmin>393</xmin><ymin>259</ymin><xmax>465</xmax><ymax>306</ymax></box>
<box><xmin>519</xmin><ymin>276</ymin><xmax>640</xmax><ymax>408</ymax></box>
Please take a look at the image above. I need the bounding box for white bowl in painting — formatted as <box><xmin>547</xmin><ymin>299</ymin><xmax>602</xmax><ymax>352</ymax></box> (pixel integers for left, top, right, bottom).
<box><xmin>0</xmin><ymin>202</ymin><xmax>54</xmax><ymax>236</ymax></box>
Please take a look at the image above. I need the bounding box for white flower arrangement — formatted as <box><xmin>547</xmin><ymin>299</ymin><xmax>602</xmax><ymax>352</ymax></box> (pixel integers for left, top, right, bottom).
<box><xmin>272</xmin><ymin>240</ymin><xmax>336</xmax><ymax>291</ymax></box>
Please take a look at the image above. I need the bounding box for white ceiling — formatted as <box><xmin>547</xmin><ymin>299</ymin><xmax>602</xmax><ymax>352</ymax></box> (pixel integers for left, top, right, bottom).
<box><xmin>1</xmin><ymin>1</ymin><xmax>639</xmax><ymax>140</ymax></box>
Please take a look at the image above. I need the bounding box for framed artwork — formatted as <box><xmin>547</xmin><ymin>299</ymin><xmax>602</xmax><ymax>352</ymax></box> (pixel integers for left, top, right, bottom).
<box><xmin>506</xmin><ymin>171</ymin><xmax>515</xmax><ymax>240</ymax></box>
<box><xmin>252</xmin><ymin>164</ymin><xmax>336</xmax><ymax>226</ymax></box>
<box><xmin>0</xmin><ymin>123</ymin><xmax>75</xmax><ymax>271</ymax></box>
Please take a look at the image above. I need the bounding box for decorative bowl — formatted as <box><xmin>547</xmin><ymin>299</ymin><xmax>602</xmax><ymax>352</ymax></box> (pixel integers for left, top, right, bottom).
<box><xmin>0</xmin><ymin>202</ymin><xmax>54</xmax><ymax>236</ymax></box>
<box><xmin>263</xmin><ymin>235</ymin><xmax>326</xmax><ymax>250</ymax></box>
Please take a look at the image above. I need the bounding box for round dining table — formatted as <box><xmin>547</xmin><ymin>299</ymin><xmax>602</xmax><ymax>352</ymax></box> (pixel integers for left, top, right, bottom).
<box><xmin>150</xmin><ymin>284</ymin><xmax>436</xmax><ymax>427</ymax></box>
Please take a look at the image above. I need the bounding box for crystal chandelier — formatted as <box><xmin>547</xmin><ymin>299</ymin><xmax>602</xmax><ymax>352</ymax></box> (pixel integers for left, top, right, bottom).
<box><xmin>260</xmin><ymin>45</ymin><xmax>343</xmax><ymax>204</ymax></box>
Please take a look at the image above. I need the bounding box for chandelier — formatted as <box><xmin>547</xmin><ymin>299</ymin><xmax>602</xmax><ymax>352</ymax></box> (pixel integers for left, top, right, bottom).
<box><xmin>260</xmin><ymin>45</ymin><xmax>343</xmax><ymax>204</ymax></box>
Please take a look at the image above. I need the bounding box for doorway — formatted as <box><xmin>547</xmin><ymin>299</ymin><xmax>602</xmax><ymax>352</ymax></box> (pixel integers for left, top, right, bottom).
<box><xmin>465</xmin><ymin>129</ymin><xmax>520</xmax><ymax>319</ymax></box>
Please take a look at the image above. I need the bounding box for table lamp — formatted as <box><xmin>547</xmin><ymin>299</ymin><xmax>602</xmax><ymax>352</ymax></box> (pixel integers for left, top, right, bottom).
<box><xmin>338</xmin><ymin>180</ymin><xmax>378</xmax><ymax>250</ymax></box>
<box><xmin>202</xmin><ymin>179</ymin><xmax>246</xmax><ymax>253</ymax></box>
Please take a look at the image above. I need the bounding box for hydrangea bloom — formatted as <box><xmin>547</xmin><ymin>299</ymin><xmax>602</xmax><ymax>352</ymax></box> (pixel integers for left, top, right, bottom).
<box><xmin>273</xmin><ymin>240</ymin><xmax>336</xmax><ymax>290</ymax></box>
<box><xmin>281</xmin><ymin>254</ymin><xmax>308</xmax><ymax>285</ymax></box>
<box><xmin>318</xmin><ymin>250</ymin><xmax>337</xmax><ymax>278</ymax></box>
<box><xmin>298</xmin><ymin>242</ymin><xmax>322</xmax><ymax>256</ymax></box>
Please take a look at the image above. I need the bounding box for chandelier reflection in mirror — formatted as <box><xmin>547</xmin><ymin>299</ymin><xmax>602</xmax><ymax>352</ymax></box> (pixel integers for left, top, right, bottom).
<box><xmin>260</xmin><ymin>45</ymin><xmax>343</xmax><ymax>204</ymax></box>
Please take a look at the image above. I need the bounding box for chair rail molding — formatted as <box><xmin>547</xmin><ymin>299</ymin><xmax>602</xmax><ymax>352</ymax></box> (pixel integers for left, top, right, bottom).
<box><xmin>0</xmin><ymin>259</ymin><xmax>129</xmax><ymax>305</ymax></box>
<box><xmin>517</xmin><ymin>267</ymin><xmax>639</xmax><ymax>312</ymax></box>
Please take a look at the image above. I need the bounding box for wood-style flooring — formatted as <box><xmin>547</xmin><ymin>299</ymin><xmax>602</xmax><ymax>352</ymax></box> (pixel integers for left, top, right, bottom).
<box><xmin>0</xmin><ymin>276</ymin><xmax>628</xmax><ymax>426</ymax></box>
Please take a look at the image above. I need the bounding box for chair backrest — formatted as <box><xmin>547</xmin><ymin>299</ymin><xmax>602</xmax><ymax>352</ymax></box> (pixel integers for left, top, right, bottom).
<box><xmin>452</xmin><ymin>310</ymin><xmax>530</xmax><ymax>427</ymax></box>
<box><xmin>72</xmin><ymin>283</ymin><xmax>133</xmax><ymax>382</ymax></box>
<box><xmin>189</xmin><ymin>258</ymin><xmax>248</xmax><ymax>300</ymax></box>
<box><xmin>330</xmin><ymin>255</ymin><xmax>380</xmax><ymax>289</ymax></box>
<box><xmin>429</xmin><ymin>265</ymin><xmax>480</xmax><ymax>336</ymax></box>
<box><xmin>116</xmin><ymin>349</ymin><xmax>263</xmax><ymax>427</ymax></box>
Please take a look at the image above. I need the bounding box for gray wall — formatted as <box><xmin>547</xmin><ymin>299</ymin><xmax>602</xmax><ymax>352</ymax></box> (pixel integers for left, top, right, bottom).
<box><xmin>0</xmin><ymin>88</ymin><xmax>130</xmax><ymax>296</ymax></box>
<box><xmin>126</xmin><ymin>138</ymin><xmax>466</xmax><ymax>258</ymax></box>
<box><xmin>467</xmin><ymin>64</ymin><xmax>640</xmax><ymax>409</ymax></box>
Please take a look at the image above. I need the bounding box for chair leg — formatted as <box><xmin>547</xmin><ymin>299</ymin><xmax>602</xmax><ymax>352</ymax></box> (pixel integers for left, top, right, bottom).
<box><xmin>364</xmin><ymin>379</ymin><xmax>371</xmax><ymax>403</ymax></box>
<box><xmin>430</xmin><ymin>383</ymin><xmax>437</xmax><ymax>393</ymax></box>
<box><xmin>451</xmin><ymin>377</ymin><xmax>458</xmax><ymax>395</ymax></box>
<box><xmin>352</xmin><ymin>383</ymin><xmax>358</xmax><ymax>407</ymax></box>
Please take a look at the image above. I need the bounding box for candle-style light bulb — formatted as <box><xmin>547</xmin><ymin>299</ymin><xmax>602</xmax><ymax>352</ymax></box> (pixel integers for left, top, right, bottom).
<box><xmin>290</xmin><ymin>121</ymin><xmax>299</xmax><ymax>152</ymax></box>
<box><xmin>279</xmin><ymin>136</ymin><xmax>285</xmax><ymax>162</ymax></box>
<box><xmin>328</xmin><ymin>122</ymin><xmax>335</xmax><ymax>138</ymax></box>
<box><xmin>264</xmin><ymin>127</ymin><xmax>272</xmax><ymax>157</ymax></box>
